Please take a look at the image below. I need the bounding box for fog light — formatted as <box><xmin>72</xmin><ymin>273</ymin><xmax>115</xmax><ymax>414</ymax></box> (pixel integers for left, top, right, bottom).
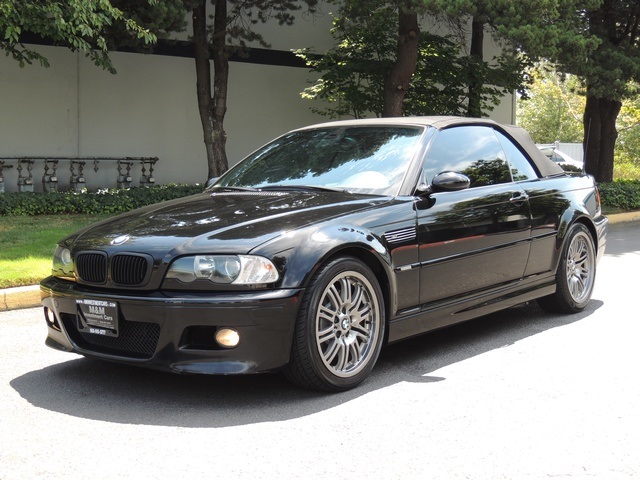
<box><xmin>215</xmin><ymin>328</ymin><xmax>240</xmax><ymax>348</ymax></box>
<box><xmin>44</xmin><ymin>307</ymin><xmax>60</xmax><ymax>330</ymax></box>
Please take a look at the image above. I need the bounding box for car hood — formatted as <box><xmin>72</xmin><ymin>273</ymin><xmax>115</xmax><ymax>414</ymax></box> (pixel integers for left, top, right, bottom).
<box><xmin>65</xmin><ymin>191</ymin><xmax>388</xmax><ymax>257</ymax></box>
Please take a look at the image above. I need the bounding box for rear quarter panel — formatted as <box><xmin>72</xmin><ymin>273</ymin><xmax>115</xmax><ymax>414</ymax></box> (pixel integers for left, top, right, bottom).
<box><xmin>523</xmin><ymin>174</ymin><xmax>604</xmax><ymax>278</ymax></box>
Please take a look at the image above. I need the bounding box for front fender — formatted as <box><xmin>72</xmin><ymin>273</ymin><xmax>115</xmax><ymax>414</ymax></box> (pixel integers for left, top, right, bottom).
<box><xmin>254</xmin><ymin>223</ymin><xmax>393</xmax><ymax>290</ymax></box>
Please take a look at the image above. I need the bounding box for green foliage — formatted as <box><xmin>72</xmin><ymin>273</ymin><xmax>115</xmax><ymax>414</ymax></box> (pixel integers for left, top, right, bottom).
<box><xmin>298</xmin><ymin>1</ymin><xmax>526</xmax><ymax>118</ymax></box>
<box><xmin>518</xmin><ymin>64</ymin><xmax>640</xmax><ymax>170</ymax></box>
<box><xmin>599</xmin><ymin>180</ymin><xmax>640</xmax><ymax>210</ymax></box>
<box><xmin>485</xmin><ymin>0</ymin><xmax>602</xmax><ymax>63</ymax></box>
<box><xmin>613</xmin><ymin>161</ymin><xmax>640</xmax><ymax>180</ymax></box>
<box><xmin>1</xmin><ymin>0</ymin><xmax>158</xmax><ymax>73</ymax></box>
<box><xmin>517</xmin><ymin>62</ymin><xmax>585</xmax><ymax>143</ymax></box>
<box><xmin>616</xmin><ymin>88</ymin><xmax>640</xmax><ymax>166</ymax></box>
<box><xmin>107</xmin><ymin>0</ymin><xmax>187</xmax><ymax>50</ymax></box>
<box><xmin>0</xmin><ymin>184</ymin><xmax>203</xmax><ymax>216</ymax></box>
<box><xmin>575</xmin><ymin>1</ymin><xmax>640</xmax><ymax>102</ymax></box>
<box><xmin>223</xmin><ymin>0</ymin><xmax>319</xmax><ymax>50</ymax></box>
<box><xmin>296</xmin><ymin>3</ymin><xmax>397</xmax><ymax>118</ymax></box>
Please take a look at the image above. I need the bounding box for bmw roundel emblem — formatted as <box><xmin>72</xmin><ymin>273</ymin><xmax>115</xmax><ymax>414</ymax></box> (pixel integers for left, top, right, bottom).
<box><xmin>110</xmin><ymin>234</ymin><xmax>131</xmax><ymax>246</ymax></box>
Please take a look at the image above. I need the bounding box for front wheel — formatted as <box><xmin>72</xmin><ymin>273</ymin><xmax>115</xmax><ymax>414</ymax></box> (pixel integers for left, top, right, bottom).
<box><xmin>285</xmin><ymin>256</ymin><xmax>385</xmax><ymax>392</ymax></box>
<box><xmin>538</xmin><ymin>223</ymin><xmax>596</xmax><ymax>313</ymax></box>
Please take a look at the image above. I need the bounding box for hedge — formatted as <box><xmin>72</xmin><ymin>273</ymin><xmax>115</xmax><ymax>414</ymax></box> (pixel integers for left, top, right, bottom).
<box><xmin>1</xmin><ymin>180</ymin><xmax>638</xmax><ymax>216</ymax></box>
<box><xmin>0</xmin><ymin>184</ymin><xmax>204</xmax><ymax>216</ymax></box>
<box><xmin>598</xmin><ymin>180</ymin><xmax>640</xmax><ymax>211</ymax></box>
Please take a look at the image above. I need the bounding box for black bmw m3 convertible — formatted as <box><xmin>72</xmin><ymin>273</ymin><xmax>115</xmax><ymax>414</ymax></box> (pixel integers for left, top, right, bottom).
<box><xmin>41</xmin><ymin>117</ymin><xmax>607</xmax><ymax>391</ymax></box>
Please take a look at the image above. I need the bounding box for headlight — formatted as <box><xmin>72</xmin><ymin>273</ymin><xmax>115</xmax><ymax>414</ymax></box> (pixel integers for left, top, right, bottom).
<box><xmin>165</xmin><ymin>255</ymin><xmax>279</xmax><ymax>285</ymax></box>
<box><xmin>52</xmin><ymin>245</ymin><xmax>74</xmax><ymax>278</ymax></box>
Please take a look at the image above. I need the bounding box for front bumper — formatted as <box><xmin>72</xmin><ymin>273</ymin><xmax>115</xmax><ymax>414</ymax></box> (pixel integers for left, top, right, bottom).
<box><xmin>594</xmin><ymin>214</ymin><xmax>608</xmax><ymax>264</ymax></box>
<box><xmin>40</xmin><ymin>276</ymin><xmax>303</xmax><ymax>375</ymax></box>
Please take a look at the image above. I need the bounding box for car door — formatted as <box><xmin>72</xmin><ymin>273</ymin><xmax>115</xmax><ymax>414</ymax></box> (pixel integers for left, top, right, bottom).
<box><xmin>416</xmin><ymin>125</ymin><xmax>533</xmax><ymax>305</ymax></box>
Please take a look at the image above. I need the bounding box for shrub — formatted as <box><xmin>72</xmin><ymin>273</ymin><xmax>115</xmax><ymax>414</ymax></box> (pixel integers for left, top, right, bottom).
<box><xmin>598</xmin><ymin>180</ymin><xmax>640</xmax><ymax>211</ymax></box>
<box><xmin>0</xmin><ymin>184</ymin><xmax>204</xmax><ymax>216</ymax></box>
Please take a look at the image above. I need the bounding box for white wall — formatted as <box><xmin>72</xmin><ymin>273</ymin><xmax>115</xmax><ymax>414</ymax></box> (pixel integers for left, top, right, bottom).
<box><xmin>0</xmin><ymin>10</ymin><xmax>515</xmax><ymax>193</ymax></box>
<box><xmin>0</xmin><ymin>46</ymin><xmax>327</xmax><ymax>192</ymax></box>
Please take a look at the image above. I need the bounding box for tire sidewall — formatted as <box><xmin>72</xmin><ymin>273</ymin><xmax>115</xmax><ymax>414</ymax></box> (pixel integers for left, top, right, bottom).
<box><xmin>302</xmin><ymin>257</ymin><xmax>385</xmax><ymax>390</ymax></box>
<box><xmin>557</xmin><ymin>223</ymin><xmax>596</xmax><ymax>311</ymax></box>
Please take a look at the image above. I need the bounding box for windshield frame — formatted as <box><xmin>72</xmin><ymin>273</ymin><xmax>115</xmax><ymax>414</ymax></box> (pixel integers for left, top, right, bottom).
<box><xmin>209</xmin><ymin>125</ymin><xmax>429</xmax><ymax>197</ymax></box>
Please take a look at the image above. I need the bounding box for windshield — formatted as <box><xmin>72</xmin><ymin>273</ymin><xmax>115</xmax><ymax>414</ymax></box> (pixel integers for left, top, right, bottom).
<box><xmin>213</xmin><ymin>126</ymin><xmax>425</xmax><ymax>195</ymax></box>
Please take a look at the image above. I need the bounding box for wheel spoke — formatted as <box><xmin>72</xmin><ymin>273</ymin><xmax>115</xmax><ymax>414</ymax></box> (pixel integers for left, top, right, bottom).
<box><xmin>348</xmin><ymin>283</ymin><xmax>364</xmax><ymax>314</ymax></box>
<box><xmin>323</xmin><ymin>338</ymin><xmax>342</xmax><ymax>365</ymax></box>
<box><xmin>346</xmin><ymin>341</ymin><xmax>359</xmax><ymax>368</ymax></box>
<box><xmin>339</xmin><ymin>278</ymin><xmax>351</xmax><ymax>304</ymax></box>
<box><xmin>333</xmin><ymin>340</ymin><xmax>349</xmax><ymax>371</ymax></box>
<box><xmin>314</xmin><ymin>269</ymin><xmax>381</xmax><ymax>378</ymax></box>
<box><xmin>318</xmin><ymin>304</ymin><xmax>337</xmax><ymax>322</ymax></box>
<box><xmin>565</xmin><ymin>231</ymin><xmax>595</xmax><ymax>304</ymax></box>
<box><xmin>317</xmin><ymin>324</ymin><xmax>335</xmax><ymax>345</ymax></box>
<box><xmin>327</xmin><ymin>284</ymin><xmax>342</xmax><ymax>310</ymax></box>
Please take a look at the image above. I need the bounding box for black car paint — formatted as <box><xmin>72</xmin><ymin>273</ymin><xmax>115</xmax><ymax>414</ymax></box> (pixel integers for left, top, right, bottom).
<box><xmin>40</xmin><ymin>118</ymin><xmax>607</xmax><ymax>379</ymax></box>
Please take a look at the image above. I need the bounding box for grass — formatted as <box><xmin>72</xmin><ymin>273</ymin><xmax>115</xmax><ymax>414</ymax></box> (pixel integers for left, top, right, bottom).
<box><xmin>0</xmin><ymin>214</ymin><xmax>109</xmax><ymax>288</ymax></box>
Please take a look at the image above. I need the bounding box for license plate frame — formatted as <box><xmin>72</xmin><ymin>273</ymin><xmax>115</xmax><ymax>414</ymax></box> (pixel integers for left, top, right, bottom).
<box><xmin>76</xmin><ymin>299</ymin><xmax>119</xmax><ymax>338</ymax></box>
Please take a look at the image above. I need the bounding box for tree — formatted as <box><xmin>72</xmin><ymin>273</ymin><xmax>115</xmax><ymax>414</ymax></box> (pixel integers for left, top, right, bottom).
<box><xmin>298</xmin><ymin>0</ymin><xmax>526</xmax><ymax>119</ymax></box>
<box><xmin>1</xmin><ymin>0</ymin><xmax>158</xmax><ymax>73</ymax></box>
<box><xmin>307</xmin><ymin>0</ymin><xmax>427</xmax><ymax>118</ymax></box>
<box><xmin>383</xmin><ymin>1</ymin><xmax>421</xmax><ymax>116</ymax></box>
<box><xmin>518</xmin><ymin>63</ymin><xmax>640</xmax><ymax>177</ymax></box>
<box><xmin>191</xmin><ymin>0</ymin><xmax>318</xmax><ymax>179</ymax></box>
<box><xmin>578</xmin><ymin>1</ymin><xmax>640</xmax><ymax>182</ymax></box>
<box><xmin>614</xmin><ymin>85</ymin><xmax>640</xmax><ymax>167</ymax></box>
<box><xmin>425</xmin><ymin>0</ymin><xmax>602</xmax><ymax>120</ymax></box>
<box><xmin>517</xmin><ymin>62</ymin><xmax>585</xmax><ymax>144</ymax></box>
<box><xmin>297</xmin><ymin>5</ymin><xmax>465</xmax><ymax>118</ymax></box>
<box><xmin>108</xmin><ymin>0</ymin><xmax>188</xmax><ymax>51</ymax></box>
<box><xmin>474</xmin><ymin>0</ymin><xmax>640</xmax><ymax>182</ymax></box>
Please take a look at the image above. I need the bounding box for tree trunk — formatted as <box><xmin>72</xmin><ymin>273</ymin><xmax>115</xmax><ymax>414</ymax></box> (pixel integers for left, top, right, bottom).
<box><xmin>192</xmin><ymin>0</ymin><xmax>229</xmax><ymax>180</ymax></box>
<box><xmin>382</xmin><ymin>2</ymin><xmax>419</xmax><ymax>117</ymax></box>
<box><xmin>583</xmin><ymin>89</ymin><xmax>621</xmax><ymax>183</ymax></box>
<box><xmin>467</xmin><ymin>18</ymin><xmax>484</xmax><ymax>118</ymax></box>
<box><xmin>192</xmin><ymin>2</ymin><xmax>216</xmax><ymax>179</ymax></box>
<box><xmin>211</xmin><ymin>0</ymin><xmax>229</xmax><ymax>177</ymax></box>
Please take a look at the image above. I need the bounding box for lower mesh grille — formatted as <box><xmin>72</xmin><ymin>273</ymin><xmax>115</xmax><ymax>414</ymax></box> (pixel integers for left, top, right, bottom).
<box><xmin>61</xmin><ymin>313</ymin><xmax>160</xmax><ymax>359</ymax></box>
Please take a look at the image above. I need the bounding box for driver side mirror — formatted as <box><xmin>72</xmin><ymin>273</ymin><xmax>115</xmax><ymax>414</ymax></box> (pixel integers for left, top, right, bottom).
<box><xmin>430</xmin><ymin>171</ymin><xmax>471</xmax><ymax>192</ymax></box>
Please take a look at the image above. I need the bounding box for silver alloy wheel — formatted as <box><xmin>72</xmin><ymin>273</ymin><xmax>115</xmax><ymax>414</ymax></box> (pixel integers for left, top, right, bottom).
<box><xmin>314</xmin><ymin>271</ymin><xmax>381</xmax><ymax>378</ymax></box>
<box><xmin>565</xmin><ymin>230</ymin><xmax>595</xmax><ymax>304</ymax></box>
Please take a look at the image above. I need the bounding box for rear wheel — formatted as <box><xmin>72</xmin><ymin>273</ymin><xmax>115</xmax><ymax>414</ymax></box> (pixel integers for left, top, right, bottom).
<box><xmin>285</xmin><ymin>256</ymin><xmax>385</xmax><ymax>392</ymax></box>
<box><xmin>538</xmin><ymin>223</ymin><xmax>596</xmax><ymax>313</ymax></box>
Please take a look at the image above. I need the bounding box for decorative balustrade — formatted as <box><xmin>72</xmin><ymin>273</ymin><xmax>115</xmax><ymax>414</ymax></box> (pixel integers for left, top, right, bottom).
<box><xmin>0</xmin><ymin>157</ymin><xmax>159</xmax><ymax>193</ymax></box>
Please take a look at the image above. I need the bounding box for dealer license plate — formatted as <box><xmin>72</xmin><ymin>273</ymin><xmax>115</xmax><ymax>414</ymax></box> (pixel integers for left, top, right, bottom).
<box><xmin>76</xmin><ymin>299</ymin><xmax>119</xmax><ymax>337</ymax></box>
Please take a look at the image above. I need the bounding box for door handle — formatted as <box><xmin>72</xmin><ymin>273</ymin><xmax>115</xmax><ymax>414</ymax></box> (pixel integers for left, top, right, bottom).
<box><xmin>509</xmin><ymin>192</ymin><xmax>529</xmax><ymax>203</ymax></box>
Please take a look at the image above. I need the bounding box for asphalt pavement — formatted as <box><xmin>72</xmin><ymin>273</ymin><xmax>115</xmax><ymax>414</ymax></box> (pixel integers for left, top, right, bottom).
<box><xmin>1</xmin><ymin>220</ymin><xmax>639</xmax><ymax>479</ymax></box>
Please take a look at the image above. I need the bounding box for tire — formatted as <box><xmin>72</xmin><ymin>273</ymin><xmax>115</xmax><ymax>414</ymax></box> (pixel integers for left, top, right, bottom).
<box><xmin>538</xmin><ymin>223</ymin><xmax>596</xmax><ymax>314</ymax></box>
<box><xmin>285</xmin><ymin>256</ymin><xmax>385</xmax><ymax>392</ymax></box>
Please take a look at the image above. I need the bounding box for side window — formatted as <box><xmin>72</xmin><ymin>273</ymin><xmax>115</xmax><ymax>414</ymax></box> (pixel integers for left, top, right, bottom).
<box><xmin>423</xmin><ymin>126</ymin><xmax>512</xmax><ymax>188</ymax></box>
<box><xmin>495</xmin><ymin>130</ymin><xmax>539</xmax><ymax>181</ymax></box>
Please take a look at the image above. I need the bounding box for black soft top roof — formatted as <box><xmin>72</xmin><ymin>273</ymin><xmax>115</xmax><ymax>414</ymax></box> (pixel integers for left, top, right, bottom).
<box><xmin>299</xmin><ymin>116</ymin><xmax>565</xmax><ymax>178</ymax></box>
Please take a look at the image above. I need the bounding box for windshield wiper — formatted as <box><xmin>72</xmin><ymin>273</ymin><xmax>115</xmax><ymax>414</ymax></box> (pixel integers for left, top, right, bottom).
<box><xmin>209</xmin><ymin>185</ymin><xmax>260</xmax><ymax>193</ymax></box>
<box><xmin>259</xmin><ymin>184</ymin><xmax>350</xmax><ymax>193</ymax></box>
